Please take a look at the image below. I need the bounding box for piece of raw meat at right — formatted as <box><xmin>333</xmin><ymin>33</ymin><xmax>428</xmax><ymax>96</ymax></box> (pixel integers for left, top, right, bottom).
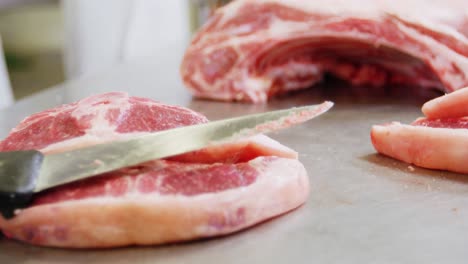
<box><xmin>371</xmin><ymin>86</ymin><xmax>468</xmax><ymax>174</ymax></box>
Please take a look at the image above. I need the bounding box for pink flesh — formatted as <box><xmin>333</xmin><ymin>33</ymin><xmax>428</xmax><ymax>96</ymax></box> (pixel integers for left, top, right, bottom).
<box><xmin>412</xmin><ymin>117</ymin><xmax>468</xmax><ymax>129</ymax></box>
<box><xmin>115</xmin><ymin>97</ymin><xmax>205</xmax><ymax>133</ymax></box>
<box><xmin>371</xmin><ymin>86</ymin><xmax>468</xmax><ymax>173</ymax></box>
<box><xmin>0</xmin><ymin>92</ymin><xmax>321</xmax><ymax>248</ymax></box>
<box><xmin>0</xmin><ymin>108</ymin><xmax>89</xmax><ymax>151</ymax></box>
<box><xmin>255</xmin><ymin>37</ymin><xmax>440</xmax><ymax>89</ymax></box>
<box><xmin>32</xmin><ymin>161</ymin><xmax>258</xmax><ymax>205</ymax></box>
<box><xmin>0</xmin><ymin>156</ymin><xmax>309</xmax><ymax>248</ymax></box>
<box><xmin>0</xmin><ymin>92</ymin><xmax>329</xmax><ymax>207</ymax></box>
<box><xmin>0</xmin><ymin>93</ymin><xmax>260</xmax><ymax>205</ymax></box>
<box><xmin>181</xmin><ymin>0</ymin><xmax>468</xmax><ymax>103</ymax></box>
<box><xmin>0</xmin><ymin>93</ymin><xmax>207</xmax><ymax>152</ymax></box>
<box><xmin>371</xmin><ymin>122</ymin><xmax>468</xmax><ymax>174</ymax></box>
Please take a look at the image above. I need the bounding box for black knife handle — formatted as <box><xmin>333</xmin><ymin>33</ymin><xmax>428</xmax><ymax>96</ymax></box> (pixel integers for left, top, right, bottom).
<box><xmin>0</xmin><ymin>150</ymin><xmax>44</xmax><ymax>219</ymax></box>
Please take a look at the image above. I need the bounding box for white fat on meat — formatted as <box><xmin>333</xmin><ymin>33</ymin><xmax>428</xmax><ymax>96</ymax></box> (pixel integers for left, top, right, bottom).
<box><xmin>181</xmin><ymin>0</ymin><xmax>468</xmax><ymax>103</ymax></box>
<box><xmin>371</xmin><ymin>86</ymin><xmax>468</xmax><ymax>174</ymax></box>
<box><xmin>0</xmin><ymin>92</ymin><xmax>332</xmax><ymax>248</ymax></box>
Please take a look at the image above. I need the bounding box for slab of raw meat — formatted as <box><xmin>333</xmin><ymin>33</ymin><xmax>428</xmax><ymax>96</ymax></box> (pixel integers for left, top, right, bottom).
<box><xmin>181</xmin><ymin>0</ymin><xmax>468</xmax><ymax>103</ymax></box>
<box><xmin>0</xmin><ymin>92</ymin><xmax>331</xmax><ymax>248</ymax></box>
<box><xmin>371</xmin><ymin>86</ymin><xmax>468</xmax><ymax>174</ymax></box>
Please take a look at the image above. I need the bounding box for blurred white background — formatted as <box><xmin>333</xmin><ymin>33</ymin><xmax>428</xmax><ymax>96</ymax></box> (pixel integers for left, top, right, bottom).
<box><xmin>0</xmin><ymin>0</ymin><xmax>228</xmax><ymax>107</ymax></box>
<box><xmin>62</xmin><ymin>0</ymin><xmax>190</xmax><ymax>79</ymax></box>
<box><xmin>0</xmin><ymin>35</ymin><xmax>13</xmax><ymax>108</ymax></box>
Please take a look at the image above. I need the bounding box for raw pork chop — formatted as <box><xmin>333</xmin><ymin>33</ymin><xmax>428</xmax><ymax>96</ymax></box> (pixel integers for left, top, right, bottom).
<box><xmin>181</xmin><ymin>0</ymin><xmax>468</xmax><ymax>103</ymax></box>
<box><xmin>371</xmin><ymin>86</ymin><xmax>468</xmax><ymax>174</ymax></box>
<box><xmin>0</xmin><ymin>92</ymin><xmax>332</xmax><ymax>248</ymax></box>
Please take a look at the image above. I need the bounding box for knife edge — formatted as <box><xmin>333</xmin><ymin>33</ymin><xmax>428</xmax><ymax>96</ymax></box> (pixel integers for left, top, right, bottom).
<box><xmin>34</xmin><ymin>102</ymin><xmax>333</xmax><ymax>192</ymax></box>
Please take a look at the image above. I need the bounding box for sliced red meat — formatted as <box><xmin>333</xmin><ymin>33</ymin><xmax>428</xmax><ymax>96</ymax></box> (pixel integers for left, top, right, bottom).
<box><xmin>371</xmin><ymin>86</ymin><xmax>468</xmax><ymax>174</ymax></box>
<box><xmin>0</xmin><ymin>92</ymin><xmax>330</xmax><ymax>248</ymax></box>
<box><xmin>181</xmin><ymin>0</ymin><xmax>468</xmax><ymax>103</ymax></box>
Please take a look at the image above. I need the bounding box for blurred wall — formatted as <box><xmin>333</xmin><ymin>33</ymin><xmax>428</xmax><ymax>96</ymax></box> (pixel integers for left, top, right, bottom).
<box><xmin>0</xmin><ymin>35</ymin><xmax>13</xmax><ymax>108</ymax></box>
<box><xmin>0</xmin><ymin>1</ymin><xmax>195</xmax><ymax>99</ymax></box>
<box><xmin>0</xmin><ymin>1</ymin><xmax>64</xmax><ymax>99</ymax></box>
<box><xmin>63</xmin><ymin>0</ymin><xmax>190</xmax><ymax>79</ymax></box>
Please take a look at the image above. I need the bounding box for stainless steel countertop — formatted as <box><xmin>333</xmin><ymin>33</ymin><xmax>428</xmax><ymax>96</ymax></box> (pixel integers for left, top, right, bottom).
<box><xmin>1</xmin><ymin>44</ymin><xmax>467</xmax><ymax>264</ymax></box>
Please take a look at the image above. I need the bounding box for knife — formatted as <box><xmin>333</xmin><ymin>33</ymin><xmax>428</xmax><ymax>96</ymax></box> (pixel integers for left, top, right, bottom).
<box><xmin>0</xmin><ymin>102</ymin><xmax>332</xmax><ymax>218</ymax></box>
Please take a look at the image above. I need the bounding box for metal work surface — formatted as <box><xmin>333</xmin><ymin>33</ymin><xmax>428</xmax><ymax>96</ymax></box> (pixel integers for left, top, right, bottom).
<box><xmin>1</xmin><ymin>47</ymin><xmax>467</xmax><ymax>263</ymax></box>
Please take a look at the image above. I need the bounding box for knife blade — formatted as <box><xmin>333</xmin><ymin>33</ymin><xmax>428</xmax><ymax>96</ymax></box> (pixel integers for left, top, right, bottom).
<box><xmin>0</xmin><ymin>102</ymin><xmax>332</xmax><ymax>218</ymax></box>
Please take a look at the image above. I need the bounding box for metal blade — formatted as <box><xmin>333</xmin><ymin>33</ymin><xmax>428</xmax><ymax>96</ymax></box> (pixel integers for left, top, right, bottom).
<box><xmin>35</xmin><ymin>103</ymin><xmax>331</xmax><ymax>192</ymax></box>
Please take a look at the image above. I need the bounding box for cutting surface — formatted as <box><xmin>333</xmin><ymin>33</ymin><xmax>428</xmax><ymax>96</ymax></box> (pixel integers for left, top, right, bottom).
<box><xmin>1</xmin><ymin>43</ymin><xmax>467</xmax><ymax>263</ymax></box>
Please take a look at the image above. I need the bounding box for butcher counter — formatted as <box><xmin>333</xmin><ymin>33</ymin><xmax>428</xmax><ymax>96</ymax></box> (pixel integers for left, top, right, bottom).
<box><xmin>1</xmin><ymin>43</ymin><xmax>468</xmax><ymax>264</ymax></box>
